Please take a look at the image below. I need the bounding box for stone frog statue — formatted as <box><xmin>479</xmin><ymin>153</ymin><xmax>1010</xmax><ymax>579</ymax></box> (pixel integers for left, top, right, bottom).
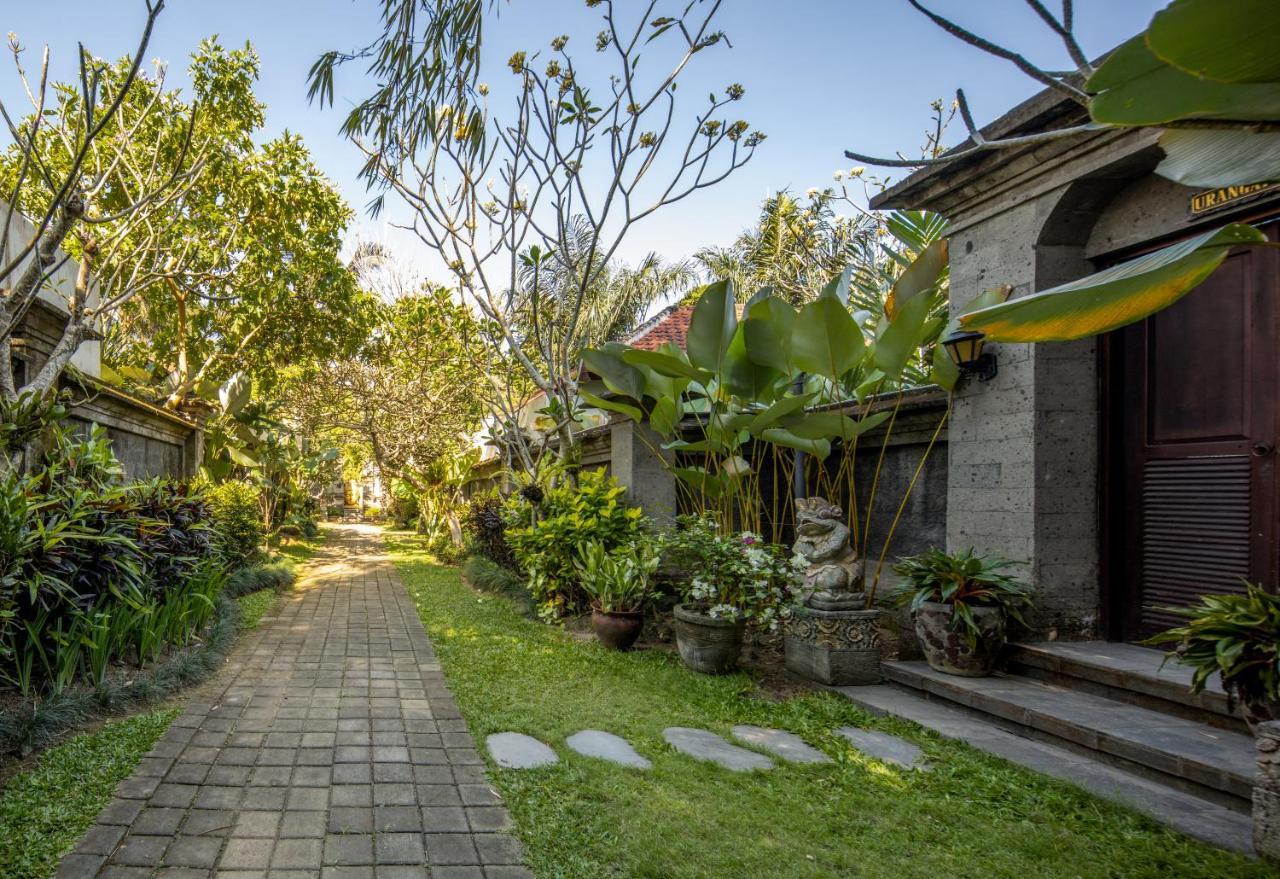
<box><xmin>792</xmin><ymin>497</ymin><xmax>865</xmax><ymax>605</ymax></box>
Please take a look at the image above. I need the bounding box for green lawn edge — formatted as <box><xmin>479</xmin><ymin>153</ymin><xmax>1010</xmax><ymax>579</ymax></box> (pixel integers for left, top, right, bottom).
<box><xmin>386</xmin><ymin>533</ymin><xmax>1265</xmax><ymax>879</ymax></box>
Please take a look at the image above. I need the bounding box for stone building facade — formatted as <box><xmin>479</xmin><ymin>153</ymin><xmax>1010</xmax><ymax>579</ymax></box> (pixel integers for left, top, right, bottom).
<box><xmin>872</xmin><ymin>88</ymin><xmax>1280</xmax><ymax>641</ymax></box>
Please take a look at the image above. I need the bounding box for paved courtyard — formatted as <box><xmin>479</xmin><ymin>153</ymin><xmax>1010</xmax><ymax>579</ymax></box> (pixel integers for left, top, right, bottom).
<box><xmin>57</xmin><ymin>524</ymin><xmax>529</xmax><ymax>879</ymax></box>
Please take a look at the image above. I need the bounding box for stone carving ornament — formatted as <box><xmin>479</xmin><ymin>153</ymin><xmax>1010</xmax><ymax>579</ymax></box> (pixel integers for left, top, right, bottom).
<box><xmin>792</xmin><ymin>497</ymin><xmax>865</xmax><ymax>610</ymax></box>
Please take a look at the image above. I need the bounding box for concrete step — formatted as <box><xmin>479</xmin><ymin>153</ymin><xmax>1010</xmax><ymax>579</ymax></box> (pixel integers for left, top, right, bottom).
<box><xmin>1007</xmin><ymin>641</ymin><xmax>1243</xmax><ymax>732</ymax></box>
<box><xmin>835</xmin><ymin>683</ymin><xmax>1253</xmax><ymax>855</ymax></box>
<box><xmin>882</xmin><ymin>660</ymin><xmax>1256</xmax><ymax>809</ymax></box>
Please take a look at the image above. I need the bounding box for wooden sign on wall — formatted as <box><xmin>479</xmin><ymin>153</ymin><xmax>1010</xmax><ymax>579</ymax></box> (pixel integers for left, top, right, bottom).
<box><xmin>1189</xmin><ymin>182</ymin><xmax>1280</xmax><ymax>216</ymax></box>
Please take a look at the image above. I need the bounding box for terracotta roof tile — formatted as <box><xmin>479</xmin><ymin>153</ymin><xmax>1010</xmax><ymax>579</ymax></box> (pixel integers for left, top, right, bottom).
<box><xmin>626</xmin><ymin>305</ymin><xmax>695</xmax><ymax>351</ymax></box>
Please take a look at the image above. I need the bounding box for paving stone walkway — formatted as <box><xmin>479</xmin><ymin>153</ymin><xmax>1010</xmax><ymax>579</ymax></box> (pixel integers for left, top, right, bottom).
<box><xmin>58</xmin><ymin>524</ymin><xmax>530</xmax><ymax>879</ymax></box>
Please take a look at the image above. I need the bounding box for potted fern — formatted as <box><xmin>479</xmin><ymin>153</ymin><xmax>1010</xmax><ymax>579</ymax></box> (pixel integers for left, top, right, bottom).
<box><xmin>891</xmin><ymin>548</ymin><xmax>1033</xmax><ymax>677</ymax></box>
<box><xmin>1146</xmin><ymin>583</ymin><xmax>1280</xmax><ymax>732</ymax></box>
<box><xmin>574</xmin><ymin>540</ymin><xmax>659</xmax><ymax>650</ymax></box>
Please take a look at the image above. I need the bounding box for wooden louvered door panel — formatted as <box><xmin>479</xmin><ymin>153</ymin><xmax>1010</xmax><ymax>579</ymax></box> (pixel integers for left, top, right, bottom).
<box><xmin>1116</xmin><ymin>225</ymin><xmax>1279</xmax><ymax>640</ymax></box>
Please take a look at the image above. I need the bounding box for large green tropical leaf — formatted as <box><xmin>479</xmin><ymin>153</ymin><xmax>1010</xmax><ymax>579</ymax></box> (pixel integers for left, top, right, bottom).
<box><xmin>742</xmin><ymin>295</ymin><xmax>797</xmax><ymax>372</ymax></box>
<box><xmin>578</xmin><ymin>389</ymin><xmax>642</xmax><ymax>425</ymax></box>
<box><xmin>791</xmin><ymin>296</ymin><xmax>864</xmax><ymax>381</ymax></box>
<box><xmin>685</xmin><ymin>280</ymin><xmax>737</xmax><ymax>374</ymax></box>
<box><xmin>582</xmin><ymin>343</ymin><xmax>646</xmax><ymax>400</ymax></box>
<box><xmin>723</xmin><ymin>324</ymin><xmax>782</xmax><ymax>402</ymax></box>
<box><xmin>219</xmin><ymin>372</ymin><xmax>252</xmax><ymax>415</ymax></box>
<box><xmin>885</xmin><ymin>238</ymin><xmax>948</xmax><ymax>318</ymax></box>
<box><xmin>959</xmin><ymin>223</ymin><xmax>1265</xmax><ymax>342</ymax></box>
<box><xmin>649</xmin><ymin>396</ymin><xmax>680</xmax><ymax>437</ymax></box>
<box><xmin>746</xmin><ymin>392</ymin><xmax>815</xmax><ymax>435</ymax></box>
<box><xmin>873</xmin><ymin>291</ymin><xmax>934</xmax><ymax>380</ymax></box>
<box><xmin>1156</xmin><ymin>128</ymin><xmax>1280</xmax><ymax>187</ymax></box>
<box><xmin>817</xmin><ymin>267</ymin><xmax>852</xmax><ymax>305</ymax></box>
<box><xmin>1089</xmin><ymin>35</ymin><xmax>1280</xmax><ymax>125</ymax></box>
<box><xmin>759</xmin><ymin>428</ymin><xmax>831</xmax><ymax>459</ymax></box>
<box><xmin>622</xmin><ymin>347</ymin><xmax>712</xmax><ymax>384</ymax></box>
<box><xmin>1147</xmin><ymin>0</ymin><xmax>1280</xmax><ymax>84</ymax></box>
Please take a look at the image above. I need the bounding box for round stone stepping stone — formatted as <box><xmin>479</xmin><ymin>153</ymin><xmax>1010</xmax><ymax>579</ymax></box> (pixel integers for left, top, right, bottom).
<box><xmin>731</xmin><ymin>725</ymin><xmax>832</xmax><ymax>764</ymax></box>
<box><xmin>566</xmin><ymin>730</ymin><xmax>652</xmax><ymax>769</ymax></box>
<box><xmin>835</xmin><ymin>727</ymin><xmax>930</xmax><ymax>771</ymax></box>
<box><xmin>663</xmin><ymin>727</ymin><xmax>774</xmax><ymax>772</ymax></box>
<box><xmin>487</xmin><ymin>732</ymin><xmax>558</xmax><ymax>769</ymax></box>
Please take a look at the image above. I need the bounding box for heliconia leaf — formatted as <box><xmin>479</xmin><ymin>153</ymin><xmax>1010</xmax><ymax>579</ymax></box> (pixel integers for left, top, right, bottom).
<box><xmin>746</xmin><ymin>392</ymin><xmax>815</xmax><ymax>435</ymax></box>
<box><xmin>1155</xmin><ymin>128</ymin><xmax>1280</xmax><ymax>187</ymax></box>
<box><xmin>723</xmin><ymin>323</ymin><xmax>782</xmax><ymax>402</ymax></box>
<box><xmin>959</xmin><ymin>223</ymin><xmax>1266</xmax><ymax>342</ymax></box>
<box><xmin>873</xmin><ymin>290</ymin><xmax>933</xmax><ymax>380</ymax></box>
<box><xmin>685</xmin><ymin>280</ymin><xmax>737</xmax><ymax>374</ymax></box>
<box><xmin>885</xmin><ymin>238</ymin><xmax>948</xmax><ymax>318</ymax></box>
<box><xmin>582</xmin><ymin>344</ymin><xmax>646</xmax><ymax>400</ymax></box>
<box><xmin>622</xmin><ymin>348</ymin><xmax>712</xmax><ymax>384</ymax></box>
<box><xmin>781</xmin><ymin>411</ymin><xmax>859</xmax><ymax>441</ymax></box>
<box><xmin>759</xmin><ymin>428</ymin><xmax>831</xmax><ymax>459</ymax></box>
<box><xmin>227</xmin><ymin>446</ymin><xmax>260</xmax><ymax>468</ymax></box>
<box><xmin>742</xmin><ymin>295</ymin><xmax>797</xmax><ymax>372</ymax></box>
<box><xmin>649</xmin><ymin>395</ymin><xmax>680</xmax><ymax>437</ymax></box>
<box><xmin>578</xmin><ymin>389</ymin><xmax>642</xmax><ymax>425</ymax></box>
<box><xmin>1146</xmin><ymin>0</ymin><xmax>1280</xmax><ymax>84</ymax></box>
<box><xmin>791</xmin><ymin>297</ymin><xmax>864</xmax><ymax>381</ymax></box>
<box><xmin>929</xmin><ymin>341</ymin><xmax>960</xmax><ymax>391</ymax></box>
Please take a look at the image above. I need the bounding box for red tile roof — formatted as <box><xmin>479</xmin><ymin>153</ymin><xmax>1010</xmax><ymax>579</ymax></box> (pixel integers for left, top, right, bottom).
<box><xmin>626</xmin><ymin>305</ymin><xmax>695</xmax><ymax>351</ymax></box>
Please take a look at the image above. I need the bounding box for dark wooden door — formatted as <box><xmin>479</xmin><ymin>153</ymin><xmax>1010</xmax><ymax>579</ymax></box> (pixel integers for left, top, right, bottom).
<box><xmin>1113</xmin><ymin>223</ymin><xmax>1279</xmax><ymax>640</ymax></box>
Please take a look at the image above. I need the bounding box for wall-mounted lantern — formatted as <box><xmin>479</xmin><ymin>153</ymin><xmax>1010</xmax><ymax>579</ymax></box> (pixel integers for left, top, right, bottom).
<box><xmin>942</xmin><ymin>329</ymin><xmax>998</xmax><ymax>383</ymax></box>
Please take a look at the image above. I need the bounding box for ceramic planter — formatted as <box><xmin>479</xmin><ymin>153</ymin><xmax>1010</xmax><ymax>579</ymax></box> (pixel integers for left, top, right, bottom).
<box><xmin>591</xmin><ymin>607</ymin><xmax>644</xmax><ymax>651</ymax></box>
<box><xmin>673</xmin><ymin>604</ymin><xmax>745</xmax><ymax>674</ymax></box>
<box><xmin>914</xmin><ymin>600</ymin><xmax>1005</xmax><ymax>677</ymax></box>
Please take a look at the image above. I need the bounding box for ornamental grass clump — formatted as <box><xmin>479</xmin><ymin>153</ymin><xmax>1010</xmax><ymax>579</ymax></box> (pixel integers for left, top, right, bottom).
<box><xmin>661</xmin><ymin>514</ymin><xmax>803</xmax><ymax>630</ymax></box>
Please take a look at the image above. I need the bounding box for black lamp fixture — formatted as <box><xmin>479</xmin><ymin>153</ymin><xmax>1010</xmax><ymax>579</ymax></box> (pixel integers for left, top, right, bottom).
<box><xmin>942</xmin><ymin>329</ymin><xmax>998</xmax><ymax>383</ymax></box>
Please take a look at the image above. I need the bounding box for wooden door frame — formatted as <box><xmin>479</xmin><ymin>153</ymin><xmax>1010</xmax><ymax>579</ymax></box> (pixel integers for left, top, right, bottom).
<box><xmin>1097</xmin><ymin>209</ymin><xmax>1280</xmax><ymax>641</ymax></box>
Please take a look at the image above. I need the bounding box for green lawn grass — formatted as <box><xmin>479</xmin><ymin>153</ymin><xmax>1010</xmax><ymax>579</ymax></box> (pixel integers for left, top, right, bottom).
<box><xmin>387</xmin><ymin>533</ymin><xmax>1267</xmax><ymax>879</ymax></box>
<box><xmin>0</xmin><ymin>709</ymin><xmax>178</xmax><ymax>879</ymax></box>
<box><xmin>237</xmin><ymin>587</ymin><xmax>279</xmax><ymax>629</ymax></box>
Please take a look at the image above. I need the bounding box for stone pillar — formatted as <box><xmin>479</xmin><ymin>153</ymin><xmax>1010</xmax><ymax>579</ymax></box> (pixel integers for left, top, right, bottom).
<box><xmin>183</xmin><ymin>426</ymin><xmax>205</xmax><ymax>480</ymax></box>
<box><xmin>1255</xmin><ymin>721</ymin><xmax>1280</xmax><ymax>862</ymax></box>
<box><xmin>609</xmin><ymin>419</ymin><xmax>677</xmax><ymax>522</ymax></box>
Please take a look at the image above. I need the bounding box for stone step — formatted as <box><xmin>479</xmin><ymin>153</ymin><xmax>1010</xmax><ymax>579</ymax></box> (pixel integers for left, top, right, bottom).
<box><xmin>882</xmin><ymin>660</ymin><xmax>1256</xmax><ymax>809</ymax></box>
<box><xmin>835</xmin><ymin>683</ymin><xmax>1253</xmax><ymax>855</ymax></box>
<box><xmin>1007</xmin><ymin>641</ymin><xmax>1243</xmax><ymax>732</ymax></box>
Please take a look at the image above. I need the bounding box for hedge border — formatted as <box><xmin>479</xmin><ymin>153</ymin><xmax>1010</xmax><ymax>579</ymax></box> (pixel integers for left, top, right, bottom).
<box><xmin>0</xmin><ymin>562</ymin><xmax>295</xmax><ymax>757</ymax></box>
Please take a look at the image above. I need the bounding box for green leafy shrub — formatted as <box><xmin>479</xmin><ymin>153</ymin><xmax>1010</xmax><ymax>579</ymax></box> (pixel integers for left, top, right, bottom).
<box><xmin>463</xmin><ymin>489</ymin><xmax>516</xmax><ymax>569</ymax></box>
<box><xmin>389</xmin><ymin>484</ymin><xmax>422</xmax><ymax>530</ymax></box>
<box><xmin>574</xmin><ymin>540</ymin><xmax>659</xmax><ymax>613</ymax></box>
<box><xmin>206</xmin><ymin>480</ymin><xmax>264</xmax><ymax>567</ymax></box>
<box><xmin>503</xmin><ymin>469</ymin><xmax>647</xmax><ymax>617</ymax></box>
<box><xmin>1146</xmin><ymin>583</ymin><xmax>1280</xmax><ymax>722</ymax></box>
<box><xmin>0</xmin><ymin>427</ymin><xmax>230</xmax><ymax>698</ymax></box>
<box><xmin>660</xmin><ymin>513</ymin><xmax>801</xmax><ymax>629</ymax></box>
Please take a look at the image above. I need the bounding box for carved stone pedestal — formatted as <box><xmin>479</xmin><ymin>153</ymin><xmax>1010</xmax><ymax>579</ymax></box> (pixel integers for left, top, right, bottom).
<box><xmin>784</xmin><ymin>606</ymin><xmax>882</xmax><ymax>686</ymax></box>
<box><xmin>1255</xmin><ymin>720</ymin><xmax>1280</xmax><ymax>862</ymax></box>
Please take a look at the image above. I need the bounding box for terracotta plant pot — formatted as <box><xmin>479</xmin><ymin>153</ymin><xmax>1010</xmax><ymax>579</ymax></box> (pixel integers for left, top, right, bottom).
<box><xmin>591</xmin><ymin>607</ymin><xmax>644</xmax><ymax>651</ymax></box>
<box><xmin>673</xmin><ymin>604</ymin><xmax>745</xmax><ymax>674</ymax></box>
<box><xmin>914</xmin><ymin>600</ymin><xmax>1005</xmax><ymax>677</ymax></box>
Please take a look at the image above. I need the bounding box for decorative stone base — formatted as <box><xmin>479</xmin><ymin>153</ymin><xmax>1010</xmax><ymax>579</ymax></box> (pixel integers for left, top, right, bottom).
<box><xmin>784</xmin><ymin>606</ymin><xmax>882</xmax><ymax>686</ymax></box>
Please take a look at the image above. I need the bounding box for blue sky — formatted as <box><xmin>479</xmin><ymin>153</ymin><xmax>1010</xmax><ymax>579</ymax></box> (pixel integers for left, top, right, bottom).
<box><xmin>4</xmin><ymin>1</ymin><xmax>1165</xmax><ymax>273</ymax></box>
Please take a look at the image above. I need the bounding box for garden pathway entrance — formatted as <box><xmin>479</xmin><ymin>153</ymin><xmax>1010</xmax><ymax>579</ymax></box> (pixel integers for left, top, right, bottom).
<box><xmin>57</xmin><ymin>524</ymin><xmax>528</xmax><ymax>879</ymax></box>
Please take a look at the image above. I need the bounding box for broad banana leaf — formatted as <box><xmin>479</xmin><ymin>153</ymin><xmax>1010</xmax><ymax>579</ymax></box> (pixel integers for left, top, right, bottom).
<box><xmin>685</xmin><ymin>280</ymin><xmax>737</xmax><ymax>374</ymax></box>
<box><xmin>1146</xmin><ymin>0</ymin><xmax>1280</xmax><ymax>84</ymax></box>
<box><xmin>791</xmin><ymin>296</ymin><xmax>864</xmax><ymax>381</ymax></box>
<box><xmin>817</xmin><ymin>266</ymin><xmax>852</xmax><ymax>305</ymax></box>
<box><xmin>1156</xmin><ymin>129</ymin><xmax>1280</xmax><ymax>187</ymax></box>
<box><xmin>873</xmin><ymin>291</ymin><xmax>934</xmax><ymax>380</ymax></box>
<box><xmin>578</xmin><ymin>389</ymin><xmax>642</xmax><ymax>425</ymax></box>
<box><xmin>959</xmin><ymin>223</ymin><xmax>1265</xmax><ymax>342</ymax></box>
<box><xmin>723</xmin><ymin>323</ymin><xmax>782</xmax><ymax>402</ymax></box>
<box><xmin>1088</xmin><ymin>35</ymin><xmax>1280</xmax><ymax>125</ymax></box>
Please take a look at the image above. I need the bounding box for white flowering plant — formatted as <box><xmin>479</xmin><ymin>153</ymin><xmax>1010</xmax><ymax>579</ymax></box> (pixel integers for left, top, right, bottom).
<box><xmin>662</xmin><ymin>514</ymin><xmax>805</xmax><ymax>629</ymax></box>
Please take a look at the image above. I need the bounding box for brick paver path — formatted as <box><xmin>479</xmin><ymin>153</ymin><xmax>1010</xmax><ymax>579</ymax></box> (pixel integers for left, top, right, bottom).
<box><xmin>58</xmin><ymin>524</ymin><xmax>530</xmax><ymax>879</ymax></box>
